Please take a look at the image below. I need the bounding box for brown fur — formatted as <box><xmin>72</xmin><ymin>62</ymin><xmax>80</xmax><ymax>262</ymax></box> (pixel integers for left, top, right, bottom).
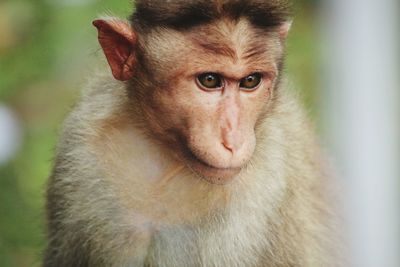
<box><xmin>44</xmin><ymin>1</ymin><xmax>342</xmax><ymax>266</ymax></box>
<box><xmin>132</xmin><ymin>0</ymin><xmax>292</xmax><ymax>30</ymax></box>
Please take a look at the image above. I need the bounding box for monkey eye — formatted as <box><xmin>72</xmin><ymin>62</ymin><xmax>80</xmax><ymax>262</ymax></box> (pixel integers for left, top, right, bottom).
<box><xmin>197</xmin><ymin>73</ymin><xmax>223</xmax><ymax>90</ymax></box>
<box><xmin>239</xmin><ymin>73</ymin><xmax>262</xmax><ymax>90</ymax></box>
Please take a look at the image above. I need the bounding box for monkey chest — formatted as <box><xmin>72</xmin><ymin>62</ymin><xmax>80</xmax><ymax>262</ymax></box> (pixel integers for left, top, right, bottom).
<box><xmin>130</xmin><ymin>217</ymin><xmax>269</xmax><ymax>267</ymax></box>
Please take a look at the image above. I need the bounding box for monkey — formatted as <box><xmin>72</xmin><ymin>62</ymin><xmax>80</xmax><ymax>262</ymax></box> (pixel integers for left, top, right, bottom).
<box><xmin>44</xmin><ymin>0</ymin><xmax>342</xmax><ymax>266</ymax></box>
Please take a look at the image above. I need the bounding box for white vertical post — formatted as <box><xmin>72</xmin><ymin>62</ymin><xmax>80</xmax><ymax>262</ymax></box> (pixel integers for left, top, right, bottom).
<box><xmin>320</xmin><ymin>0</ymin><xmax>400</xmax><ymax>266</ymax></box>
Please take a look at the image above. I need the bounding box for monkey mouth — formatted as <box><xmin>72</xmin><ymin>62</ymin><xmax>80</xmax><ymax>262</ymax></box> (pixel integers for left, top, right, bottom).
<box><xmin>184</xmin><ymin>149</ymin><xmax>242</xmax><ymax>185</ymax></box>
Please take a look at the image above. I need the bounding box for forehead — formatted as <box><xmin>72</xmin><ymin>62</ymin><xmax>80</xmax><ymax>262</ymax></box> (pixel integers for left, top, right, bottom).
<box><xmin>188</xmin><ymin>19</ymin><xmax>278</xmax><ymax>59</ymax></box>
<box><xmin>141</xmin><ymin>18</ymin><xmax>282</xmax><ymax>76</ymax></box>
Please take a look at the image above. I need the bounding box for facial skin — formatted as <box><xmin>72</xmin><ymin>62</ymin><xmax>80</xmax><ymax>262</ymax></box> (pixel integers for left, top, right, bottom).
<box><xmin>94</xmin><ymin>19</ymin><xmax>285</xmax><ymax>184</ymax></box>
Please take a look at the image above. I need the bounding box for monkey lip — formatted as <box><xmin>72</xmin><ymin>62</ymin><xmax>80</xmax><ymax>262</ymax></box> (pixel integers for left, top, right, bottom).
<box><xmin>185</xmin><ymin>150</ymin><xmax>242</xmax><ymax>185</ymax></box>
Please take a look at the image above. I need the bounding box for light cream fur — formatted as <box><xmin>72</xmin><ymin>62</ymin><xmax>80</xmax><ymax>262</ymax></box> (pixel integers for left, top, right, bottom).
<box><xmin>44</xmin><ymin>71</ymin><xmax>341</xmax><ymax>266</ymax></box>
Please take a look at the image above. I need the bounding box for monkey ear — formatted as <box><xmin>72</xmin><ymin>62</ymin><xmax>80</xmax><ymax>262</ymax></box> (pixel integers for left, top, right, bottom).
<box><xmin>93</xmin><ymin>19</ymin><xmax>137</xmax><ymax>81</ymax></box>
<box><xmin>278</xmin><ymin>20</ymin><xmax>293</xmax><ymax>40</ymax></box>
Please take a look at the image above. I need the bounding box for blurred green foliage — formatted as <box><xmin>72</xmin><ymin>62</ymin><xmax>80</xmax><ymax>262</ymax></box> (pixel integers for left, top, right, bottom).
<box><xmin>0</xmin><ymin>0</ymin><xmax>319</xmax><ymax>266</ymax></box>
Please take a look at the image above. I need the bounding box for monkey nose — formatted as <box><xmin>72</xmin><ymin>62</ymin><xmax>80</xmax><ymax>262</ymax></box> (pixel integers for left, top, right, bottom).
<box><xmin>221</xmin><ymin>131</ymin><xmax>244</xmax><ymax>155</ymax></box>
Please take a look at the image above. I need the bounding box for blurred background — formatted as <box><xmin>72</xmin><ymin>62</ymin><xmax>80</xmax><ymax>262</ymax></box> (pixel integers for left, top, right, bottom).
<box><xmin>0</xmin><ymin>0</ymin><xmax>398</xmax><ymax>266</ymax></box>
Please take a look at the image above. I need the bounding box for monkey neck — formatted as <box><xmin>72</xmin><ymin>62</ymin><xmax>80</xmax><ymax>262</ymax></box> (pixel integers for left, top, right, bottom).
<box><xmin>90</xmin><ymin>114</ymin><xmax>279</xmax><ymax>226</ymax></box>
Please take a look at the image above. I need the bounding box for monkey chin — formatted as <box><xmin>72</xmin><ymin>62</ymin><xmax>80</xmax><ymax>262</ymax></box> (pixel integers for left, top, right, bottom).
<box><xmin>187</xmin><ymin>157</ymin><xmax>242</xmax><ymax>185</ymax></box>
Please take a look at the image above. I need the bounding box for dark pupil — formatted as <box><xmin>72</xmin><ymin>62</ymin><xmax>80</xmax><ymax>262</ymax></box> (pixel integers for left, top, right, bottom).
<box><xmin>199</xmin><ymin>73</ymin><xmax>220</xmax><ymax>88</ymax></box>
<box><xmin>206</xmin><ymin>75</ymin><xmax>215</xmax><ymax>83</ymax></box>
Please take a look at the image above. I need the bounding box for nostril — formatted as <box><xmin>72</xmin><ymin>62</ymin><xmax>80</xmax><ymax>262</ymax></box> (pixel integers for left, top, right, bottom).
<box><xmin>222</xmin><ymin>142</ymin><xmax>234</xmax><ymax>154</ymax></box>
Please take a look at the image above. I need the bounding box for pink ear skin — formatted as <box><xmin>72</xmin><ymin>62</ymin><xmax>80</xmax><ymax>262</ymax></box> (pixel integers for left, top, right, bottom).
<box><xmin>278</xmin><ymin>20</ymin><xmax>292</xmax><ymax>40</ymax></box>
<box><xmin>93</xmin><ymin>19</ymin><xmax>137</xmax><ymax>81</ymax></box>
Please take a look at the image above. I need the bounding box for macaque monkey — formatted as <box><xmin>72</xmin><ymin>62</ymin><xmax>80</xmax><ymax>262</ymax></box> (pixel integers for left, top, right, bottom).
<box><xmin>44</xmin><ymin>0</ymin><xmax>341</xmax><ymax>266</ymax></box>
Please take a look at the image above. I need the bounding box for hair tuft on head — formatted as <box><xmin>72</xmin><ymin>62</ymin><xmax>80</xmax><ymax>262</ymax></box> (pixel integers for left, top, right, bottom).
<box><xmin>131</xmin><ymin>0</ymin><xmax>292</xmax><ymax>30</ymax></box>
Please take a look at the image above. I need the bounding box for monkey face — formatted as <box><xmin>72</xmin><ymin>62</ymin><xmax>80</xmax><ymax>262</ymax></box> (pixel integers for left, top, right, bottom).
<box><xmin>94</xmin><ymin>18</ymin><xmax>286</xmax><ymax>184</ymax></box>
<box><xmin>164</xmin><ymin>70</ymin><xmax>273</xmax><ymax>184</ymax></box>
<box><xmin>147</xmin><ymin>65</ymin><xmax>276</xmax><ymax>184</ymax></box>
<box><xmin>135</xmin><ymin>21</ymin><xmax>282</xmax><ymax>184</ymax></box>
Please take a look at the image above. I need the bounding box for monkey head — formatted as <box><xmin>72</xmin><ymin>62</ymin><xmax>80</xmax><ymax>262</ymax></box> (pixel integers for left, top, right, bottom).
<box><xmin>93</xmin><ymin>2</ymin><xmax>291</xmax><ymax>184</ymax></box>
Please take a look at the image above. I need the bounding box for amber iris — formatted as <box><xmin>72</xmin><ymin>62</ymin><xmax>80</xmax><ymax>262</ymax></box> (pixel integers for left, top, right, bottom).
<box><xmin>197</xmin><ymin>73</ymin><xmax>223</xmax><ymax>89</ymax></box>
<box><xmin>240</xmin><ymin>73</ymin><xmax>262</xmax><ymax>90</ymax></box>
